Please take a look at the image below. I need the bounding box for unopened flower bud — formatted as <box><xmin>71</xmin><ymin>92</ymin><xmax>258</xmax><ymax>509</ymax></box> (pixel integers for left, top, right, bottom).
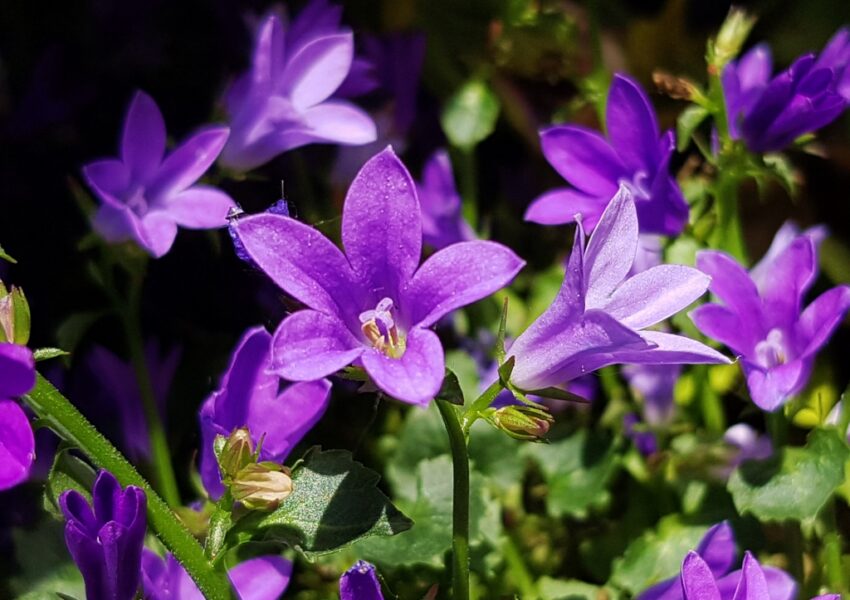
<box><xmin>652</xmin><ymin>71</ymin><xmax>703</xmax><ymax>102</ymax></box>
<box><xmin>0</xmin><ymin>282</ymin><xmax>30</xmax><ymax>344</ymax></box>
<box><xmin>710</xmin><ymin>8</ymin><xmax>756</xmax><ymax>72</ymax></box>
<box><xmin>216</xmin><ymin>428</ymin><xmax>256</xmax><ymax>480</ymax></box>
<box><xmin>487</xmin><ymin>405</ymin><xmax>553</xmax><ymax>441</ymax></box>
<box><xmin>231</xmin><ymin>462</ymin><xmax>293</xmax><ymax>511</ymax></box>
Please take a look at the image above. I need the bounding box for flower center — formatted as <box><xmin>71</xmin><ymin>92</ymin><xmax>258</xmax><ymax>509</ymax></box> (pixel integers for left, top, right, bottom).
<box><xmin>618</xmin><ymin>170</ymin><xmax>651</xmax><ymax>200</ymax></box>
<box><xmin>124</xmin><ymin>184</ymin><xmax>149</xmax><ymax>216</ymax></box>
<box><xmin>359</xmin><ymin>297</ymin><xmax>406</xmax><ymax>359</ymax></box>
<box><xmin>755</xmin><ymin>328</ymin><xmax>789</xmax><ymax>369</ymax></box>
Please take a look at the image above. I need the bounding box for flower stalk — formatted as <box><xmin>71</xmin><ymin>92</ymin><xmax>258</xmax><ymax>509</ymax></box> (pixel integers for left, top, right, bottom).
<box><xmin>437</xmin><ymin>399</ymin><xmax>470</xmax><ymax>600</ymax></box>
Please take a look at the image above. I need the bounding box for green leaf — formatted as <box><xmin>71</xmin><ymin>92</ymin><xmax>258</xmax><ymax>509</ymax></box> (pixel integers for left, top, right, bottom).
<box><xmin>539</xmin><ymin>577</ymin><xmax>601</xmax><ymax>600</ymax></box>
<box><xmin>33</xmin><ymin>347</ymin><xmax>70</xmax><ymax>362</ymax></box>
<box><xmin>441</xmin><ymin>79</ymin><xmax>500</xmax><ymax>150</ymax></box>
<box><xmin>763</xmin><ymin>153</ymin><xmax>798</xmax><ymax>197</ymax></box>
<box><xmin>676</xmin><ymin>105</ymin><xmax>710</xmax><ymax>152</ymax></box>
<box><xmin>727</xmin><ymin>428</ymin><xmax>850</xmax><ymax>521</ymax></box>
<box><xmin>435</xmin><ymin>369</ymin><xmax>465</xmax><ymax>406</ymax></box>
<box><xmin>248</xmin><ymin>448</ymin><xmax>411</xmax><ymax>557</ymax></box>
<box><xmin>0</xmin><ymin>243</ymin><xmax>16</xmax><ymax>263</ymax></box>
<box><xmin>43</xmin><ymin>450</ymin><xmax>97</xmax><ymax>520</ymax></box>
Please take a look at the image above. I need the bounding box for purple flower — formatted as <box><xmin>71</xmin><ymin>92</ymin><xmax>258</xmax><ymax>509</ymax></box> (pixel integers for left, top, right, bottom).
<box><xmin>0</xmin><ymin>342</ymin><xmax>36</xmax><ymax>490</ymax></box>
<box><xmin>724</xmin><ymin>424</ymin><xmax>773</xmax><ymax>465</ymax></box>
<box><xmin>230</xmin><ymin>147</ymin><xmax>524</xmax><ymax>405</ymax></box>
<box><xmin>638</xmin><ymin>522</ymin><xmax>796</xmax><ymax>600</ymax></box>
<box><xmin>84</xmin><ymin>91</ymin><xmax>234</xmax><ymax>258</ymax></box>
<box><xmin>722</xmin><ymin>29</ymin><xmax>850</xmax><ymax>153</ymax></box>
<box><xmin>219</xmin><ymin>4</ymin><xmax>377</xmax><ymax>171</ymax></box>
<box><xmin>198</xmin><ymin>326</ymin><xmax>331</xmax><ymax>498</ymax></box>
<box><xmin>525</xmin><ymin>74</ymin><xmax>688</xmax><ymax>235</ymax></box>
<box><xmin>691</xmin><ymin>226</ymin><xmax>850</xmax><ymax>411</ymax></box>
<box><xmin>416</xmin><ymin>149</ymin><xmax>476</xmax><ymax>250</ymax></box>
<box><xmin>59</xmin><ymin>471</ymin><xmax>147</xmax><ymax>600</ymax></box>
<box><xmin>340</xmin><ymin>560</ymin><xmax>384</xmax><ymax>600</ymax></box>
<box><xmin>142</xmin><ymin>549</ymin><xmax>291</xmax><ymax>600</ymax></box>
<box><xmin>623</xmin><ymin>412</ymin><xmax>658</xmax><ymax>456</ymax></box>
<box><xmin>623</xmin><ymin>364</ymin><xmax>681</xmax><ymax>425</ymax></box>
<box><xmin>508</xmin><ymin>186</ymin><xmax>727</xmax><ymax>392</ymax></box>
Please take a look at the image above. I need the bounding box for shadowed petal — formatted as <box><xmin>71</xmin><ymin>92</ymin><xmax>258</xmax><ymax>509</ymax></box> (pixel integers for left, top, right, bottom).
<box><xmin>83</xmin><ymin>159</ymin><xmax>130</xmax><ymax>203</ymax></box>
<box><xmin>636</xmin><ymin>578</ymin><xmax>680</xmax><ymax>600</ymax></box>
<box><xmin>64</xmin><ymin>522</ymin><xmax>109</xmax><ymax>599</ymax></box>
<box><xmin>0</xmin><ymin>400</ymin><xmax>34</xmax><ymax>490</ymax></box>
<box><xmin>681</xmin><ymin>552</ymin><xmax>721</xmax><ymax>600</ymax></box>
<box><xmin>168</xmin><ymin>187</ymin><xmax>235</xmax><ymax>229</ymax></box>
<box><xmin>606</xmin><ymin>74</ymin><xmax>661</xmax><ymax>173</ymax></box>
<box><xmin>524</xmin><ymin>188</ymin><xmax>605</xmax><ymax>228</ymax></box>
<box><xmin>230</xmin><ymin>555</ymin><xmax>293</xmax><ymax>600</ymax></box>
<box><xmin>251</xmin><ymin>15</ymin><xmax>286</xmax><ymax>88</ymax></box>
<box><xmin>251</xmin><ymin>380</ymin><xmax>332</xmax><ymax>460</ymax></box>
<box><xmin>620</xmin><ymin>331</ymin><xmax>730</xmax><ymax>365</ymax></box>
<box><xmin>151</xmin><ymin>127</ymin><xmax>230</xmax><ymax>198</ymax></box>
<box><xmin>696</xmin><ymin>522</ymin><xmax>737</xmax><ymax>577</ymax></box>
<box><xmin>730</xmin><ymin>552</ymin><xmax>769</xmax><ymax>600</ymax></box>
<box><xmin>139</xmin><ymin>212</ymin><xmax>179</xmax><ymax>258</ymax></box>
<box><xmin>284</xmin><ymin>33</ymin><xmax>354</xmax><ymax>110</ymax></box>
<box><xmin>743</xmin><ymin>359</ymin><xmax>810</xmax><ymax>412</ymax></box>
<box><xmin>92</xmin><ymin>204</ymin><xmax>144</xmax><ymax>245</ymax></box>
<box><xmin>301</xmin><ymin>101</ymin><xmax>378</xmax><ymax>145</ymax></box>
<box><xmin>122</xmin><ymin>91</ymin><xmax>166</xmax><ymax>182</ymax></box>
<box><xmin>0</xmin><ymin>343</ymin><xmax>36</xmax><ymax>398</ymax></box>
<box><xmin>690</xmin><ymin>304</ymin><xmax>752</xmax><ymax>356</ymax></box>
<box><xmin>696</xmin><ymin>251</ymin><xmax>762</xmax><ymax>333</ymax></box>
<box><xmin>211</xmin><ymin>327</ymin><xmax>276</xmax><ymax>429</ymax></box>
<box><xmin>360</xmin><ymin>327</ymin><xmax>444</xmax><ymax>405</ymax></box>
<box><xmin>404</xmin><ymin>241</ymin><xmax>524</xmax><ymax>328</ymax></box>
<box><xmin>540</xmin><ymin>126</ymin><xmax>625</xmax><ymax>196</ymax></box>
<box><xmin>758</xmin><ymin>237</ymin><xmax>816</xmax><ymax>323</ymax></box>
<box><xmin>799</xmin><ymin>286</ymin><xmax>850</xmax><ymax>355</ymax></box>
<box><xmin>271</xmin><ymin>310</ymin><xmax>364</xmax><ymax>380</ymax></box>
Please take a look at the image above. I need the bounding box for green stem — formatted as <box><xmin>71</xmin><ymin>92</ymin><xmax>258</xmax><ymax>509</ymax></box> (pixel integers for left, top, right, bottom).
<box><xmin>22</xmin><ymin>374</ymin><xmax>234</xmax><ymax>600</ymax></box>
<box><xmin>766</xmin><ymin>411</ymin><xmax>788</xmax><ymax>449</ymax></box>
<box><xmin>462</xmin><ymin>379</ymin><xmax>504</xmax><ymax>433</ymax></box>
<box><xmin>786</xmin><ymin>521</ymin><xmax>805</xmax><ymax>585</ymax></box>
<box><xmin>823</xmin><ymin>501</ymin><xmax>845</xmax><ymax>593</ymax></box>
<box><xmin>456</xmin><ymin>148</ymin><xmax>479</xmax><ymax>230</ymax></box>
<box><xmin>437</xmin><ymin>400</ymin><xmax>470</xmax><ymax>600</ymax></box>
<box><xmin>502</xmin><ymin>534</ymin><xmax>537</xmax><ymax>599</ymax></box>
<box><xmin>710</xmin><ymin>170</ymin><xmax>747</xmax><ymax>262</ymax></box>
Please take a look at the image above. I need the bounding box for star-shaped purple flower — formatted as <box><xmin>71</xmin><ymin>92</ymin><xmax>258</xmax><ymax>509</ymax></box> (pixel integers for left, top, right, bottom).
<box><xmin>0</xmin><ymin>342</ymin><xmax>36</xmax><ymax>491</ymax></box>
<box><xmin>508</xmin><ymin>186</ymin><xmax>727</xmax><ymax>392</ymax></box>
<box><xmin>416</xmin><ymin>149</ymin><xmax>475</xmax><ymax>250</ymax></box>
<box><xmin>84</xmin><ymin>91</ymin><xmax>234</xmax><ymax>258</ymax></box>
<box><xmin>198</xmin><ymin>326</ymin><xmax>331</xmax><ymax>498</ymax></box>
<box><xmin>525</xmin><ymin>74</ymin><xmax>688</xmax><ymax>235</ymax></box>
<box><xmin>230</xmin><ymin>147</ymin><xmax>524</xmax><ymax>405</ymax></box>
<box><xmin>691</xmin><ymin>224</ymin><xmax>850</xmax><ymax>411</ymax></box>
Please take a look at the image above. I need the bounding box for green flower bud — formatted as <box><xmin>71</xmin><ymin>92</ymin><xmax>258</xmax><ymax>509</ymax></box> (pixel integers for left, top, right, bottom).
<box><xmin>231</xmin><ymin>462</ymin><xmax>293</xmax><ymax>511</ymax></box>
<box><xmin>0</xmin><ymin>282</ymin><xmax>30</xmax><ymax>345</ymax></box>
<box><xmin>709</xmin><ymin>8</ymin><xmax>756</xmax><ymax>72</ymax></box>
<box><xmin>486</xmin><ymin>404</ymin><xmax>553</xmax><ymax>441</ymax></box>
<box><xmin>215</xmin><ymin>428</ymin><xmax>257</xmax><ymax>481</ymax></box>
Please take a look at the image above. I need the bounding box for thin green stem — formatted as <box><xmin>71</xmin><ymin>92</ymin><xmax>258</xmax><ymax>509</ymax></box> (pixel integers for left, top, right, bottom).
<box><xmin>462</xmin><ymin>379</ymin><xmax>504</xmax><ymax>433</ymax></box>
<box><xmin>501</xmin><ymin>534</ymin><xmax>537</xmax><ymax>599</ymax></box>
<box><xmin>822</xmin><ymin>501</ymin><xmax>845</xmax><ymax>593</ymax></box>
<box><xmin>22</xmin><ymin>374</ymin><xmax>234</xmax><ymax>600</ymax></box>
<box><xmin>710</xmin><ymin>170</ymin><xmax>747</xmax><ymax>262</ymax></box>
<box><xmin>786</xmin><ymin>521</ymin><xmax>805</xmax><ymax>585</ymax></box>
<box><xmin>766</xmin><ymin>411</ymin><xmax>788</xmax><ymax>449</ymax></box>
<box><xmin>437</xmin><ymin>400</ymin><xmax>470</xmax><ymax>600</ymax></box>
<box><xmin>456</xmin><ymin>148</ymin><xmax>479</xmax><ymax>230</ymax></box>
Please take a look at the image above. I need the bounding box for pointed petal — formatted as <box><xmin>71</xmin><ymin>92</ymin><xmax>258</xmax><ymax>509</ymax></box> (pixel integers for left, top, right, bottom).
<box><xmin>404</xmin><ymin>241</ymin><xmax>524</xmax><ymax>328</ymax></box>
<box><xmin>730</xmin><ymin>552</ymin><xmax>769</xmax><ymax>600</ymax></box>
<box><xmin>799</xmin><ymin>285</ymin><xmax>850</xmax><ymax>356</ymax></box>
<box><xmin>524</xmin><ymin>188</ymin><xmax>606</xmax><ymax>229</ymax></box>
<box><xmin>167</xmin><ymin>186</ymin><xmax>235</xmax><ymax>229</ymax></box>
<box><xmin>761</xmin><ymin>567</ymin><xmax>798</xmax><ymax>600</ymax></box>
<box><xmin>230</xmin><ymin>213</ymin><xmax>361</xmax><ymax>317</ymax></box>
<box><xmin>341</xmin><ymin>147</ymin><xmax>421</xmax><ymax>300</ymax></box>
<box><xmin>696</xmin><ymin>522</ymin><xmax>737</xmax><ymax>577</ymax></box>
<box><xmin>606</xmin><ymin>74</ymin><xmax>661</xmax><ymax>172</ymax></box>
<box><xmin>252</xmin><ymin>16</ymin><xmax>286</xmax><ymax>88</ymax></box>
<box><xmin>229</xmin><ymin>556</ymin><xmax>293</xmax><ymax>600</ymax></box>
<box><xmin>680</xmin><ymin>552</ymin><xmax>721</xmax><ymax>600</ymax></box>
<box><xmin>91</xmin><ymin>204</ymin><xmax>144</xmax><ymax>246</ymax></box>
<box><xmin>283</xmin><ymin>33</ymin><xmax>354</xmax><ymax>110</ymax></box>
<box><xmin>83</xmin><ymin>159</ymin><xmax>130</xmax><ymax>203</ymax></box>
<box><xmin>211</xmin><ymin>327</ymin><xmax>275</xmax><ymax>430</ymax></box>
<box><xmin>271</xmin><ymin>310</ymin><xmax>363</xmax><ymax>381</ymax></box>
<box><xmin>539</xmin><ymin>125</ymin><xmax>625</xmax><ymax>196</ymax></box>
<box><xmin>757</xmin><ymin>237</ymin><xmax>816</xmax><ymax>324</ymax></box>
<box><xmin>300</xmin><ymin>100</ymin><xmax>378</xmax><ymax>145</ymax></box>
<box><xmin>122</xmin><ymin>91</ymin><xmax>166</xmax><ymax>181</ymax></box>
<box><xmin>151</xmin><ymin>127</ymin><xmax>229</xmax><ymax>197</ymax></box>
<box><xmin>250</xmin><ymin>380</ymin><xmax>332</xmax><ymax>460</ymax></box>
<box><xmin>743</xmin><ymin>358</ymin><xmax>810</xmax><ymax>412</ymax></box>
<box><xmin>64</xmin><ymin>522</ymin><xmax>109</xmax><ymax>599</ymax></box>
<box><xmin>641</xmin><ymin>151</ymin><xmax>689</xmax><ymax>236</ymax></box>
<box><xmin>0</xmin><ymin>400</ymin><xmax>34</xmax><ymax>490</ymax></box>
<box><xmin>139</xmin><ymin>212</ymin><xmax>179</xmax><ymax>258</ymax></box>
<box><xmin>603</xmin><ymin>265</ymin><xmax>710</xmax><ymax>330</ymax></box>
<box><xmin>696</xmin><ymin>251</ymin><xmax>763</xmax><ymax>340</ymax></box>
<box><xmin>361</xmin><ymin>327</ymin><xmax>444</xmax><ymax>405</ymax></box>
<box><xmin>340</xmin><ymin>561</ymin><xmax>384</xmax><ymax>600</ymax></box>
<box><xmin>0</xmin><ymin>343</ymin><xmax>35</xmax><ymax>398</ymax></box>
<box><xmin>690</xmin><ymin>304</ymin><xmax>752</xmax><ymax>356</ymax></box>
<box><xmin>616</xmin><ymin>331</ymin><xmax>730</xmax><ymax>365</ymax></box>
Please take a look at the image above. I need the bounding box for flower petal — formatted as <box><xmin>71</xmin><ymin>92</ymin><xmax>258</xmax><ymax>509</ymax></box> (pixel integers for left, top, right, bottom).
<box><xmin>271</xmin><ymin>310</ymin><xmax>364</xmax><ymax>381</ymax></box>
<box><xmin>690</xmin><ymin>304</ymin><xmax>752</xmax><ymax>356</ymax></box>
<box><xmin>229</xmin><ymin>555</ymin><xmax>293</xmax><ymax>600</ymax></box>
<box><xmin>251</xmin><ymin>15</ymin><xmax>286</xmax><ymax>89</ymax></box>
<box><xmin>300</xmin><ymin>100</ymin><xmax>378</xmax><ymax>145</ymax></box>
<box><xmin>757</xmin><ymin>237</ymin><xmax>816</xmax><ymax>324</ymax></box>
<box><xmin>340</xmin><ymin>561</ymin><xmax>384</xmax><ymax>600</ymax></box>
<box><xmin>799</xmin><ymin>285</ymin><xmax>850</xmax><ymax>356</ymax></box>
<box><xmin>139</xmin><ymin>212</ymin><xmax>179</xmax><ymax>258</ymax></box>
<box><xmin>283</xmin><ymin>33</ymin><xmax>354</xmax><ymax>110</ymax></box>
<box><xmin>730</xmin><ymin>552</ymin><xmax>769</xmax><ymax>600</ymax></box>
<box><xmin>404</xmin><ymin>240</ymin><xmax>524</xmax><ymax>328</ymax></box>
<box><xmin>0</xmin><ymin>400</ymin><xmax>34</xmax><ymax>490</ymax></box>
<box><xmin>696</xmin><ymin>251</ymin><xmax>762</xmax><ymax>339</ymax></box>
<box><xmin>629</xmin><ymin>331</ymin><xmax>731</xmax><ymax>365</ymax></box>
<box><xmin>0</xmin><ymin>343</ymin><xmax>36</xmax><ymax>398</ymax></box>
<box><xmin>167</xmin><ymin>186</ymin><xmax>235</xmax><ymax>229</ymax></box>
<box><xmin>524</xmin><ymin>188</ymin><xmax>606</xmax><ymax>229</ymax></box>
<box><xmin>540</xmin><ymin>125</ymin><xmax>625</xmax><ymax>196</ymax></box>
<box><xmin>91</xmin><ymin>204</ymin><xmax>144</xmax><ymax>246</ymax></box>
<box><xmin>680</xmin><ymin>551</ymin><xmax>721</xmax><ymax>600</ymax></box>
<box><xmin>606</xmin><ymin>74</ymin><xmax>661</xmax><ymax>173</ymax></box>
<box><xmin>151</xmin><ymin>127</ymin><xmax>230</xmax><ymax>198</ymax></box>
<box><xmin>122</xmin><ymin>91</ymin><xmax>166</xmax><ymax>182</ymax></box>
<box><xmin>696</xmin><ymin>522</ymin><xmax>737</xmax><ymax>577</ymax></box>
<box><xmin>83</xmin><ymin>159</ymin><xmax>130</xmax><ymax>204</ymax></box>
<box><xmin>361</xmin><ymin>327</ymin><xmax>444</xmax><ymax>405</ymax></box>
<box><xmin>251</xmin><ymin>380</ymin><xmax>332</xmax><ymax>460</ymax></box>
<box><xmin>743</xmin><ymin>358</ymin><xmax>811</xmax><ymax>412</ymax></box>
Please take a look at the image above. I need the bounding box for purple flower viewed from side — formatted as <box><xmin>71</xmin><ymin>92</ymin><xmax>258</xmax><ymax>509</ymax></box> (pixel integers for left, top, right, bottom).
<box><xmin>508</xmin><ymin>186</ymin><xmax>728</xmax><ymax>392</ymax></box>
<box><xmin>219</xmin><ymin>4</ymin><xmax>377</xmax><ymax>171</ymax></box>
<box><xmin>0</xmin><ymin>342</ymin><xmax>36</xmax><ymax>490</ymax></box>
<box><xmin>142</xmin><ymin>549</ymin><xmax>292</xmax><ymax>600</ymax></box>
<box><xmin>724</xmin><ymin>424</ymin><xmax>773</xmax><ymax>466</ymax></box>
<box><xmin>198</xmin><ymin>326</ymin><xmax>331</xmax><ymax>498</ymax></box>
<box><xmin>722</xmin><ymin>29</ymin><xmax>850</xmax><ymax>153</ymax></box>
<box><xmin>623</xmin><ymin>363</ymin><xmax>682</xmax><ymax>425</ymax></box>
<box><xmin>231</xmin><ymin>147</ymin><xmax>524</xmax><ymax>405</ymax></box>
<box><xmin>417</xmin><ymin>149</ymin><xmax>475</xmax><ymax>250</ymax></box>
<box><xmin>525</xmin><ymin>74</ymin><xmax>688</xmax><ymax>235</ymax></box>
<box><xmin>691</xmin><ymin>226</ymin><xmax>850</xmax><ymax>411</ymax></box>
<box><xmin>84</xmin><ymin>91</ymin><xmax>234</xmax><ymax>258</ymax></box>
<box><xmin>59</xmin><ymin>471</ymin><xmax>147</xmax><ymax>600</ymax></box>
<box><xmin>340</xmin><ymin>560</ymin><xmax>384</xmax><ymax>600</ymax></box>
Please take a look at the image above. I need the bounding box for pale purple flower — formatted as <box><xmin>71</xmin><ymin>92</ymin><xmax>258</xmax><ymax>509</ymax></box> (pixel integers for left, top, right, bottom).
<box><xmin>525</xmin><ymin>74</ymin><xmax>688</xmax><ymax>235</ymax></box>
<box><xmin>198</xmin><ymin>326</ymin><xmax>331</xmax><ymax>498</ymax></box>
<box><xmin>142</xmin><ymin>549</ymin><xmax>291</xmax><ymax>600</ymax></box>
<box><xmin>219</xmin><ymin>3</ymin><xmax>377</xmax><ymax>171</ymax></box>
<box><xmin>60</xmin><ymin>471</ymin><xmax>147</xmax><ymax>600</ymax></box>
<box><xmin>340</xmin><ymin>560</ymin><xmax>384</xmax><ymax>600</ymax></box>
<box><xmin>723</xmin><ymin>29</ymin><xmax>850</xmax><ymax>153</ymax></box>
<box><xmin>623</xmin><ymin>363</ymin><xmax>681</xmax><ymax>425</ymax></box>
<box><xmin>508</xmin><ymin>186</ymin><xmax>728</xmax><ymax>392</ymax></box>
<box><xmin>691</xmin><ymin>226</ymin><xmax>850</xmax><ymax>411</ymax></box>
<box><xmin>230</xmin><ymin>147</ymin><xmax>524</xmax><ymax>405</ymax></box>
<box><xmin>724</xmin><ymin>424</ymin><xmax>773</xmax><ymax>465</ymax></box>
<box><xmin>417</xmin><ymin>149</ymin><xmax>476</xmax><ymax>250</ymax></box>
<box><xmin>0</xmin><ymin>342</ymin><xmax>36</xmax><ymax>490</ymax></box>
<box><xmin>84</xmin><ymin>91</ymin><xmax>234</xmax><ymax>258</ymax></box>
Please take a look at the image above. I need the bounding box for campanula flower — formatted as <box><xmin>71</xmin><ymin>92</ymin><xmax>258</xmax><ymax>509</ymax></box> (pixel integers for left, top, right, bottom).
<box><xmin>525</xmin><ymin>74</ymin><xmax>688</xmax><ymax>235</ymax></box>
<box><xmin>417</xmin><ymin>149</ymin><xmax>475</xmax><ymax>250</ymax></box>
<box><xmin>623</xmin><ymin>364</ymin><xmax>681</xmax><ymax>425</ymax></box>
<box><xmin>508</xmin><ymin>186</ymin><xmax>727</xmax><ymax>392</ymax></box>
<box><xmin>340</xmin><ymin>560</ymin><xmax>384</xmax><ymax>600</ymax></box>
<box><xmin>0</xmin><ymin>342</ymin><xmax>36</xmax><ymax>490</ymax></box>
<box><xmin>84</xmin><ymin>91</ymin><xmax>234</xmax><ymax>258</ymax></box>
<box><xmin>230</xmin><ymin>147</ymin><xmax>524</xmax><ymax>405</ymax></box>
<box><xmin>623</xmin><ymin>412</ymin><xmax>658</xmax><ymax>456</ymax></box>
<box><xmin>219</xmin><ymin>5</ymin><xmax>377</xmax><ymax>171</ymax></box>
<box><xmin>59</xmin><ymin>471</ymin><xmax>147</xmax><ymax>600</ymax></box>
<box><xmin>691</xmin><ymin>225</ymin><xmax>850</xmax><ymax>411</ymax></box>
<box><xmin>638</xmin><ymin>521</ymin><xmax>796</xmax><ymax>600</ymax></box>
<box><xmin>142</xmin><ymin>549</ymin><xmax>292</xmax><ymax>600</ymax></box>
<box><xmin>198</xmin><ymin>326</ymin><xmax>331</xmax><ymax>498</ymax></box>
<box><xmin>723</xmin><ymin>29</ymin><xmax>850</xmax><ymax>153</ymax></box>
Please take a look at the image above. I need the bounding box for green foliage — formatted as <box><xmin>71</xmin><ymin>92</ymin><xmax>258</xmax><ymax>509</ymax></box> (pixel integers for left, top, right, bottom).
<box><xmin>677</xmin><ymin>106</ymin><xmax>711</xmax><ymax>152</ymax></box>
<box><xmin>0</xmin><ymin>243</ymin><xmax>16</xmax><ymax>263</ymax></box>
<box><xmin>441</xmin><ymin>79</ymin><xmax>500</xmax><ymax>150</ymax></box>
<box><xmin>43</xmin><ymin>449</ymin><xmax>96</xmax><ymax>520</ymax></box>
<box><xmin>9</xmin><ymin>520</ymin><xmax>85</xmax><ymax>599</ymax></box>
<box><xmin>33</xmin><ymin>347</ymin><xmax>70</xmax><ymax>362</ymax></box>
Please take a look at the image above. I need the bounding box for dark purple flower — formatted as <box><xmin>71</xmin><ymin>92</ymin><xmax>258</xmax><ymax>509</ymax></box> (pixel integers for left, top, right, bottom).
<box><xmin>84</xmin><ymin>91</ymin><xmax>234</xmax><ymax>258</ymax></box>
<box><xmin>508</xmin><ymin>186</ymin><xmax>727</xmax><ymax>392</ymax></box>
<box><xmin>525</xmin><ymin>74</ymin><xmax>688</xmax><ymax>235</ymax></box>
<box><xmin>723</xmin><ymin>29</ymin><xmax>850</xmax><ymax>153</ymax></box>
<box><xmin>142</xmin><ymin>549</ymin><xmax>292</xmax><ymax>600</ymax></box>
<box><xmin>691</xmin><ymin>225</ymin><xmax>850</xmax><ymax>411</ymax></box>
<box><xmin>623</xmin><ymin>412</ymin><xmax>658</xmax><ymax>455</ymax></box>
<box><xmin>219</xmin><ymin>3</ymin><xmax>377</xmax><ymax>171</ymax></box>
<box><xmin>416</xmin><ymin>149</ymin><xmax>476</xmax><ymax>250</ymax></box>
<box><xmin>59</xmin><ymin>471</ymin><xmax>147</xmax><ymax>600</ymax></box>
<box><xmin>230</xmin><ymin>147</ymin><xmax>524</xmax><ymax>405</ymax></box>
<box><xmin>0</xmin><ymin>342</ymin><xmax>36</xmax><ymax>490</ymax></box>
<box><xmin>340</xmin><ymin>560</ymin><xmax>384</xmax><ymax>600</ymax></box>
<box><xmin>198</xmin><ymin>326</ymin><xmax>331</xmax><ymax>498</ymax></box>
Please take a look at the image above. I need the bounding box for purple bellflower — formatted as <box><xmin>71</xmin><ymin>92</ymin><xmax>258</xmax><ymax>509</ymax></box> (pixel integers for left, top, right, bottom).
<box><xmin>84</xmin><ymin>91</ymin><xmax>234</xmax><ymax>258</ymax></box>
<box><xmin>691</xmin><ymin>225</ymin><xmax>850</xmax><ymax>411</ymax></box>
<box><xmin>525</xmin><ymin>74</ymin><xmax>688</xmax><ymax>235</ymax></box>
<box><xmin>199</xmin><ymin>326</ymin><xmax>331</xmax><ymax>498</ymax></box>
<box><xmin>638</xmin><ymin>521</ymin><xmax>796</xmax><ymax>600</ymax></box>
<box><xmin>142</xmin><ymin>549</ymin><xmax>292</xmax><ymax>600</ymax></box>
<box><xmin>0</xmin><ymin>342</ymin><xmax>36</xmax><ymax>490</ymax></box>
<box><xmin>219</xmin><ymin>4</ymin><xmax>377</xmax><ymax>171</ymax></box>
<box><xmin>59</xmin><ymin>471</ymin><xmax>147</xmax><ymax>600</ymax></box>
<box><xmin>508</xmin><ymin>186</ymin><xmax>728</xmax><ymax>392</ymax></box>
<box><xmin>340</xmin><ymin>560</ymin><xmax>384</xmax><ymax>600</ymax></box>
<box><xmin>416</xmin><ymin>149</ymin><xmax>476</xmax><ymax>250</ymax></box>
<box><xmin>722</xmin><ymin>29</ymin><xmax>850</xmax><ymax>153</ymax></box>
<box><xmin>230</xmin><ymin>147</ymin><xmax>524</xmax><ymax>405</ymax></box>
<box><xmin>623</xmin><ymin>412</ymin><xmax>658</xmax><ymax>456</ymax></box>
